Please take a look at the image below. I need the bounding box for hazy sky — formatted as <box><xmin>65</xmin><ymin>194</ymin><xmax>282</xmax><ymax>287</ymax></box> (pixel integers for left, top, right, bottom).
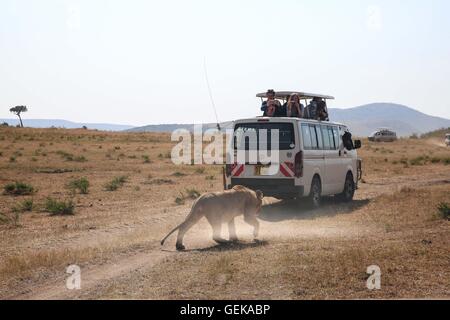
<box><xmin>1</xmin><ymin>0</ymin><xmax>449</xmax><ymax>126</ymax></box>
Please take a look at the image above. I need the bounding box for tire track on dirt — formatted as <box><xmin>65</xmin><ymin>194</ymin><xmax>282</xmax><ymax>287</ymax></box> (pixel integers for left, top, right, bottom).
<box><xmin>8</xmin><ymin>171</ymin><xmax>450</xmax><ymax>299</ymax></box>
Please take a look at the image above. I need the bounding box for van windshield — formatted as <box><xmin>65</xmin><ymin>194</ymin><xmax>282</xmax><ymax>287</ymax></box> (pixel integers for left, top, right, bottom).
<box><xmin>234</xmin><ymin>123</ymin><xmax>295</xmax><ymax>151</ymax></box>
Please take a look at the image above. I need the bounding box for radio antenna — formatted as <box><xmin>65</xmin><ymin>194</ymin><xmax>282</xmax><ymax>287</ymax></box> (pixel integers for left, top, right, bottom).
<box><xmin>203</xmin><ymin>57</ymin><xmax>221</xmax><ymax>131</ymax></box>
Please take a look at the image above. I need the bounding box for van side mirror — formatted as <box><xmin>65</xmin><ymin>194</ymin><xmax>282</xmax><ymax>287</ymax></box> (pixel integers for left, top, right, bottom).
<box><xmin>354</xmin><ymin>140</ymin><xmax>362</xmax><ymax>149</ymax></box>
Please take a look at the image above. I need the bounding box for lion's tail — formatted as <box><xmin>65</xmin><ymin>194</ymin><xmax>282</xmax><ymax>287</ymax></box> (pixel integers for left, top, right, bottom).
<box><xmin>160</xmin><ymin>223</ymin><xmax>183</xmax><ymax>246</ymax></box>
<box><xmin>160</xmin><ymin>198</ymin><xmax>201</xmax><ymax>246</ymax></box>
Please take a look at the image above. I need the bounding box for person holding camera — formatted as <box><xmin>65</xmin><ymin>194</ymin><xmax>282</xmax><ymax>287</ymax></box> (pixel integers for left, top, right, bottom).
<box><xmin>261</xmin><ymin>89</ymin><xmax>282</xmax><ymax>117</ymax></box>
<box><xmin>286</xmin><ymin>93</ymin><xmax>303</xmax><ymax>118</ymax></box>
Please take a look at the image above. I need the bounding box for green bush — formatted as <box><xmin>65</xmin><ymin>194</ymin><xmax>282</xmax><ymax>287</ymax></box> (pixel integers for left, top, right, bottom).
<box><xmin>16</xmin><ymin>199</ymin><xmax>34</xmax><ymax>212</ymax></box>
<box><xmin>68</xmin><ymin>177</ymin><xmax>90</xmax><ymax>194</ymax></box>
<box><xmin>104</xmin><ymin>176</ymin><xmax>127</xmax><ymax>191</ymax></box>
<box><xmin>437</xmin><ymin>203</ymin><xmax>450</xmax><ymax>220</ymax></box>
<box><xmin>141</xmin><ymin>155</ymin><xmax>150</xmax><ymax>163</ymax></box>
<box><xmin>45</xmin><ymin>198</ymin><xmax>75</xmax><ymax>216</ymax></box>
<box><xmin>3</xmin><ymin>182</ymin><xmax>35</xmax><ymax>196</ymax></box>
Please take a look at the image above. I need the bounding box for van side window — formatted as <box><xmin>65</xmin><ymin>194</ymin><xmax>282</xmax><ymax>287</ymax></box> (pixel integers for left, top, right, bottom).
<box><xmin>315</xmin><ymin>124</ymin><xmax>323</xmax><ymax>149</ymax></box>
<box><xmin>327</xmin><ymin>126</ymin><xmax>335</xmax><ymax>149</ymax></box>
<box><xmin>321</xmin><ymin>125</ymin><xmax>331</xmax><ymax>149</ymax></box>
<box><xmin>301</xmin><ymin>124</ymin><xmax>312</xmax><ymax>149</ymax></box>
<box><xmin>332</xmin><ymin>127</ymin><xmax>340</xmax><ymax>150</ymax></box>
<box><xmin>309</xmin><ymin>125</ymin><xmax>319</xmax><ymax>150</ymax></box>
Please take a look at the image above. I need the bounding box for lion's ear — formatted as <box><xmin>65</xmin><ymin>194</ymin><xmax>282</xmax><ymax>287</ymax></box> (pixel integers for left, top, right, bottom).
<box><xmin>255</xmin><ymin>190</ymin><xmax>264</xmax><ymax>200</ymax></box>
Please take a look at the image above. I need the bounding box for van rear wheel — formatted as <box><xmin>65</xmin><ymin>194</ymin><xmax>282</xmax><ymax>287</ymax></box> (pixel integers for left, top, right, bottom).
<box><xmin>309</xmin><ymin>176</ymin><xmax>322</xmax><ymax>208</ymax></box>
<box><xmin>339</xmin><ymin>173</ymin><xmax>355</xmax><ymax>202</ymax></box>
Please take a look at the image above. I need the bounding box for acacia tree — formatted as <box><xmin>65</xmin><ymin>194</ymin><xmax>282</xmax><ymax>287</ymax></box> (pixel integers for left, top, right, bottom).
<box><xmin>9</xmin><ymin>106</ymin><xmax>28</xmax><ymax>128</ymax></box>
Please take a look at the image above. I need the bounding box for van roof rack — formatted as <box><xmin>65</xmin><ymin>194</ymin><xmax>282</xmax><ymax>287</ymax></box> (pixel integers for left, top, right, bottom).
<box><xmin>256</xmin><ymin>91</ymin><xmax>334</xmax><ymax>100</ymax></box>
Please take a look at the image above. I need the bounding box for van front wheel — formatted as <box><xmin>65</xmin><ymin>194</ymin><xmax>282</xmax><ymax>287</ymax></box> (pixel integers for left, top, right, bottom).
<box><xmin>309</xmin><ymin>176</ymin><xmax>322</xmax><ymax>208</ymax></box>
<box><xmin>339</xmin><ymin>173</ymin><xmax>355</xmax><ymax>202</ymax></box>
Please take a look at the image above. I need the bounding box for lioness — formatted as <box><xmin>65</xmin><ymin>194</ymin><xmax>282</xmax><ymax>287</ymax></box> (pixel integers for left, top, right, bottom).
<box><xmin>161</xmin><ymin>186</ymin><xmax>264</xmax><ymax>251</ymax></box>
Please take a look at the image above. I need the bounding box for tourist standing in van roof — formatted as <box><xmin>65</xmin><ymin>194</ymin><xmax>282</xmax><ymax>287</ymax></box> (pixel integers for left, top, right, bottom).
<box><xmin>305</xmin><ymin>97</ymin><xmax>328</xmax><ymax>121</ymax></box>
<box><xmin>261</xmin><ymin>89</ymin><xmax>283</xmax><ymax>117</ymax></box>
<box><xmin>286</xmin><ymin>93</ymin><xmax>304</xmax><ymax>118</ymax></box>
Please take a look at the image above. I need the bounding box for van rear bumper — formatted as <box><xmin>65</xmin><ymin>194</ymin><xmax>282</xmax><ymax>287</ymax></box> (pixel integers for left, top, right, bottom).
<box><xmin>230</xmin><ymin>178</ymin><xmax>303</xmax><ymax>199</ymax></box>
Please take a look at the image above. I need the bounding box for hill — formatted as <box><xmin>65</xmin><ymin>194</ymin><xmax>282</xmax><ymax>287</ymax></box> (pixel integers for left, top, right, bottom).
<box><xmin>329</xmin><ymin>103</ymin><xmax>450</xmax><ymax>137</ymax></box>
<box><xmin>0</xmin><ymin>119</ymin><xmax>134</xmax><ymax>131</ymax></box>
<box><xmin>129</xmin><ymin>103</ymin><xmax>450</xmax><ymax>137</ymax></box>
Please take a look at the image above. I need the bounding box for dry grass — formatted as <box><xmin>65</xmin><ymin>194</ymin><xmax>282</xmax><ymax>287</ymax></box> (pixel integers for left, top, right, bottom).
<box><xmin>0</xmin><ymin>126</ymin><xmax>449</xmax><ymax>299</ymax></box>
<box><xmin>92</xmin><ymin>185</ymin><xmax>449</xmax><ymax>300</ymax></box>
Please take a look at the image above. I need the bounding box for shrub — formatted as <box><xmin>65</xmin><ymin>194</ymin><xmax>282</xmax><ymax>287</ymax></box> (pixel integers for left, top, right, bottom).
<box><xmin>3</xmin><ymin>182</ymin><xmax>35</xmax><ymax>196</ymax></box>
<box><xmin>195</xmin><ymin>168</ymin><xmax>206</xmax><ymax>174</ymax></box>
<box><xmin>172</xmin><ymin>172</ymin><xmax>186</xmax><ymax>177</ymax></box>
<box><xmin>410</xmin><ymin>156</ymin><xmax>425</xmax><ymax>166</ymax></box>
<box><xmin>57</xmin><ymin>151</ymin><xmax>87</xmax><ymax>162</ymax></box>
<box><xmin>437</xmin><ymin>203</ymin><xmax>450</xmax><ymax>220</ymax></box>
<box><xmin>174</xmin><ymin>188</ymin><xmax>201</xmax><ymax>205</ymax></box>
<box><xmin>73</xmin><ymin>156</ymin><xmax>87</xmax><ymax>162</ymax></box>
<box><xmin>430</xmin><ymin>157</ymin><xmax>441</xmax><ymax>164</ymax></box>
<box><xmin>148</xmin><ymin>178</ymin><xmax>174</xmax><ymax>185</ymax></box>
<box><xmin>0</xmin><ymin>212</ymin><xmax>20</xmax><ymax>227</ymax></box>
<box><xmin>142</xmin><ymin>155</ymin><xmax>151</xmax><ymax>163</ymax></box>
<box><xmin>45</xmin><ymin>198</ymin><xmax>75</xmax><ymax>216</ymax></box>
<box><xmin>175</xmin><ymin>196</ymin><xmax>185</xmax><ymax>205</ymax></box>
<box><xmin>68</xmin><ymin>177</ymin><xmax>90</xmax><ymax>194</ymax></box>
<box><xmin>104</xmin><ymin>176</ymin><xmax>127</xmax><ymax>191</ymax></box>
<box><xmin>17</xmin><ymin>199</ymin><xmax>34</xmax><ymax>212</ymax></box>
<box><xmin>0</xmin><ymin>213</ymin><xmax>9</xmax><ymax>224</ymax></box>
<box><xmin>185</xmin><ymin>188</ymin><xmax>201</xmax><ymax>200</ymax></box>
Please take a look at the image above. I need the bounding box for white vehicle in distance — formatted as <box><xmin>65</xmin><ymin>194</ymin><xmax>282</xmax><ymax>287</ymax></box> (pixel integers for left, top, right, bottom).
<box><xmin>445</xmin><ymin>134</ymin><xmax>450</xmax><ymax>147</ymax></box>
<box><xmin>224</xmin><ymin>91</ymin><xmax>362</xmax><ymax>207</ymax></box>
<box><xmin>368</xmin><ymin>129</ymin><xmax>398</xmax><ymax>142</ymax></box>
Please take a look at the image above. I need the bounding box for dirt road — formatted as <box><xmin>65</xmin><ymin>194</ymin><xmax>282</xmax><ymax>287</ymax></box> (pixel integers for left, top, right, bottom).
<box><xmin>6</xmin><ymin>169</ymin><xmax>449</xmax><ymax>300</ymax></box>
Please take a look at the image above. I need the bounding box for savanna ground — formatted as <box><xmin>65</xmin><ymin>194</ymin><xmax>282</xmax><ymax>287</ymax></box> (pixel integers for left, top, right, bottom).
<box><xmin>0</xmin><ymin>126</ymin><xmax>449</xmax><ymax>300</ymax></box>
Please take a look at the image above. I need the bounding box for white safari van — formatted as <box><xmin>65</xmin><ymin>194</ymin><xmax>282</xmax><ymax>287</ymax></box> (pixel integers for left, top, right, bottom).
<box><xmin>224</xmin><ymin>92</ymin><xmax>362</xmax><ymax>207</ymax></box>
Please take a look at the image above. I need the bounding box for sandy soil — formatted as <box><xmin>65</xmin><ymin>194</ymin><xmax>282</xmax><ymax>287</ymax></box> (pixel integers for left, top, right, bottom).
<box><xmin>0</xmin><ymin>127</ymin><xmax>449</xmax><ymax>299</ymax></box>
